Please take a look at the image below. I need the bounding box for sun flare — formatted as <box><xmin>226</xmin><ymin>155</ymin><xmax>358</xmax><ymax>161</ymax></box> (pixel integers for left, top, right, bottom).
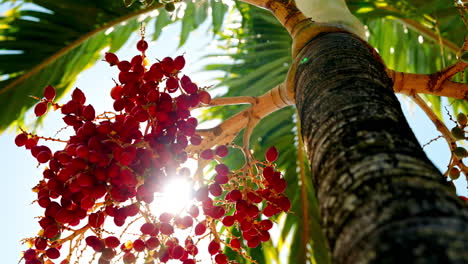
<box><xmin>155</xmin><ymin>178</ymin><xmax>194</xmax><ymax>215</ymax></box>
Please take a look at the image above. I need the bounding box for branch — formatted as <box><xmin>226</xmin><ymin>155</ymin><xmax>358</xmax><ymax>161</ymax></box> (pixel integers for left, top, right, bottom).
<box><xmin>410</xmin><ymin>94</ymin><xmax>468</xmax><ymax>176</ymax></box>
<box><xmin>188</xmin><ymin>82</ymin><xmax>294</xmax><ymax>153</ymax></box>
<box><xmin>207</xmin><ymin>96</ymin><xmax>257</xmax><ymax>106</ymax></box>
<box><xmin>388</xmin><ymin>60</ymin><xmax>468</xmax><ymax>100</ymax></box>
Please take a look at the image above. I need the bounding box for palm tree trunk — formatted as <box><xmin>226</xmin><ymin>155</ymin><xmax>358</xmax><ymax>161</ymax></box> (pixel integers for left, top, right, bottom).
<box><xmin>294</xmin><ymin>32</ymin><xmax>468</xmax><ymax>263</ymax></box>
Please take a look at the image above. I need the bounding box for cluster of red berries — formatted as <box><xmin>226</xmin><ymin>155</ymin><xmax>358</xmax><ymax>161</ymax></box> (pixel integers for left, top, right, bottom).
<box><xmin>16</xmin><ymin>37</ymin><xmax>290</xmax><ymax>264</ymax></box>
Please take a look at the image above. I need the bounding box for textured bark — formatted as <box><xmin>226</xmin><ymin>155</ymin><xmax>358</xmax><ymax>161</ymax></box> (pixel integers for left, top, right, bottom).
<box><xmin>294</xmin><ymin>32</ymin><xmax>468</xmax><ymax>264</ymax></box>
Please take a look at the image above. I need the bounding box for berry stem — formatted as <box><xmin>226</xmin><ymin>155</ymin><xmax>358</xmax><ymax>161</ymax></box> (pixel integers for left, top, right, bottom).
<box><xmin>411</xmin><ymin>94</ymin><xmax>468</xmax><ymax>175</ymax></box>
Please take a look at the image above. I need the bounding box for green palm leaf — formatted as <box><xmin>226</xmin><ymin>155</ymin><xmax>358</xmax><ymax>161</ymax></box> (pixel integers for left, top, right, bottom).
<box><xmin>0</xmin><ymin>0</ymin><xmax>230</xmax><ymax>132</ymax></box>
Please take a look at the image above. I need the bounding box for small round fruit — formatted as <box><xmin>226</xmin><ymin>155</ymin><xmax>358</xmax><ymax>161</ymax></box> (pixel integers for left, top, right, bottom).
<box><xmin>265</xmin><ymin>146</ymin><xmax>278</xmax><ymax>162</ymax></box>
<box><xmin>136</xmin><ymin>39</ymin><xmax>148</xmax><ymax>52</ymax></box>
<box><xmin>34</xmin><ymin>102</ymin><xmax>48</xmax><ymax>117</ymax></box>
<box><xmin>457</xmin><ymin>113</ymin><xmax>467</xmax><ymax>126</ymax></box>
<box><xmin>105</xmin><ymin>52</ymin><xmax>119</xmax><ymax>66</ymax></box>
<box><xmin>451</xmin><ymin>126</ymin><xmax>465</xmax><ymax>140</ymax></box>
<box><xmin>44</xmin><ymin>85</ymin><xmax>56</xmax><ymax>101</ymax></box>
<box><xmin>454</xmin><ymin>146</ymin><xmax>468</xmax><ymax>159</ymax></box>
<box><xmin>449</xmin><ymin>167</ymin><xmax>460</xmax><ymax>180</ymax></box>
<box><xmin>15</xmin><ymin>133</ymin><xmax>28</xmax><ymax>147</ymax></box>
<box><xmin>46</xmin><ymin>248</ymin><xmax>60</xmax><ymax>259</ymax></box>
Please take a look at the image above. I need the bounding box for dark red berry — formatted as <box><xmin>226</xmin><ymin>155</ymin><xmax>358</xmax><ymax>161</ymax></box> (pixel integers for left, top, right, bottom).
<box><xmin>208</xmin><ymin>241</ymin><xmax>220</xmax><ymax>255</ymax></box>
<box><xmin>230</xmin><ymin>238</ymin><xmax>241</xmax><ymax>249</ymax></box>
<box><xmin>34</xmin><ymin>102</ymin><xmax>48</xmax><ymax>117</ymax></box>
<box><xmin>215</xmin><ymin>145</ymin><xmax>228</xmax><ymax>157</ymax></box>
<box><xmin>44</xmin><ymin>85</ymin><xmax>56</xmax><ymax>101</ymax></box>
<box><xmin>46</xmin><ymin>248</ymin><xmax>60</xmax><ymax>259</ymax></box>
<box><xmin>194</xmin><ymin>222</ymin><xmax>206</xmax><ymax>236</ymax></box>
<box><xmin>15</xmin><ymin>133</ymin><xmax>28</xmax><ymax>147</ymax></box>
<box><xmin>265</xmin><ymin>146</ymin><xmax>278</xmax><ymax>162</ymax></box>
<box><xmin>215</xmin><ymin>253</ymin><xmax>228</xmax><ymax>264</ymax></box>
<box><xmin>136</xmin><ymin>39</ymin><xmax>148</xmax><ymax>52</ymax></box>
<box><xmin>105</xmin><ymin>52</ymin><xmax>119</xmax><ymax>66</ymax></box>
<box><xmin>174</xmin><ymin>55</ymin><xmax>185</xmax><ymax>70</ymax></box>
<box><xmin>104</xmin><ymin>236</ymin><xmax>120</xmax><ymax>248</ymax></box>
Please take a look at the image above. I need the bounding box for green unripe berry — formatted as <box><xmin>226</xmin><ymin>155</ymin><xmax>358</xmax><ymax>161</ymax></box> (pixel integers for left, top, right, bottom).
<box><xmin>451</xmin><ymin>126</ymin><xmax>465</xmax><ymax>140</ymax></box>
<box><xmin>449</xmin><ymin>167</ymin><xmax>460</xmax><ymax>180</ymax></box>
<box><xmin>457</xmin><ymin>113</ymin><xmax>467</xmax><ymax>126</ymax></box>
<box><xmin>165</xmin><ymin>2</ymin><xmax>175</xmax><ymax>12</ymax></box>
<box><xmin>454</xmin><ymin>146</ymin><xmax>468</xmax><ymax>159</ymax></box>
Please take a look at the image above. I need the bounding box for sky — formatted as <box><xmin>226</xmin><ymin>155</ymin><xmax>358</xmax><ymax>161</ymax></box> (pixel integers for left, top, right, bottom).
<box><xmin>0</xmin><ymin>3</ymin><xmax>466</xmax><ymax>264</ymax></box>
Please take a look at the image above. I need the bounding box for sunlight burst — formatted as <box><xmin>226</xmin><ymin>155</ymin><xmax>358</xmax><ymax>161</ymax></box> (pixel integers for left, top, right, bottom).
<box><xmin>155</xmin><ymin>178</ymin><xmax>194</xmax><ymax>215</ymax></box>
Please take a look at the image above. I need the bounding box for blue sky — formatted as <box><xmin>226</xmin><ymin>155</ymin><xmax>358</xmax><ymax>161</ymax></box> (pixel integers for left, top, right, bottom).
<box><xmin>0</xmin><ymin>3</ymin><xmax>465</xmax><ymax>264</ymax></box>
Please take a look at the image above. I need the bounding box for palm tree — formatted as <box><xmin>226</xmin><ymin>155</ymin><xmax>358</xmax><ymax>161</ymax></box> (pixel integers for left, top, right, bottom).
<box><xmin>1</xmin><ymin>0</ymin><xmax>467</xmax><ymax>263</ymax></box>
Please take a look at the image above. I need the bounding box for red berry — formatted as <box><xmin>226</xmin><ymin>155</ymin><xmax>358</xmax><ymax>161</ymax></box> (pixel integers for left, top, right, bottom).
<box><xmin>145</xmin><ymin>237</ymin><xmax>160</xmax><ymax>250</ymax></box>
<box><xmin>222</xmin><ymin>216</ymin><xmax>235</xmax><ymax>227</ymax></box>
<box><xmin>230</xmin><ymin>238</ymin><xmax>241</xmax><ymax>249</ymax></box>
<box><xmin>105</xmin><ymin>52</ymin><xmax>119</xmax><ymax>66</ymax></box>
<box><xmin>140</xmin><ymin>222</ymin><xmax>156</xmax><ymax>235</ymax></box>
<box><xmin>215</xmin><ymin>253</ymin><xmax>228</xmax><ymax>264</ymax></box>
<box><xmin>104</xmin><ymin>236</ymin><xmax>120</xmax><ymax>248</ymax></box>
<box><xmin>208</xmin><ymin>240</ymin><xmax>220</xmax><ymax>255</ymax></box>
<box><xmin>44</xmin><ymin>225</ymin><xmax>59</xmax><ymax>239</ymax></box>
<box><xmin>215</xmin><ymin>164</ymin><xmax>229</xmax><ymax>175</ymax></box>
<box><xmin>198</xmin><ymin>90</ymin><xmax>211</xmax><ymax>104</ymax></box>
<box><xmin>72</xmin><ymin>88</ymin><xmax>86</xmax><ymax>105</ymax></box>
<box><xmin>247</xmin><ymin>237</ymin><xmax>260</xmax><ymax>248</ymax></box>
<box><xmin>23</xmin><ymin>249</ymin><xmax>36</xmax><ymax>261</ymax></box>
<box><xmin>174</xmin><ymin>55</ymin><xmax>185</xmax><ymax>70</ymax></box>
<box><xmin>25</xmin><ymin>137</ymin><xmax>38</xmax><ymax>149</ymax></box>
<box><xmin>15</xmin><ymin>133</ymin><xmax>28</xmax><ymax>147</ymax></box>
<box><xmin>44</xmin><ymin>85</ymin><xmax>56</xmax><ymax>101</ymax></box>
<box><xmin>278</xmin><ymin>196</ymin><xmax>291</xmax><ymax>211</ymax></box>
<box><xmin>166</xmin><ymin>77</ymin><xmax>179</xmax><ymax>93</ymax></box>
<box><xmin>136</xmin><ymin>39</ymin><xmax>148</xmax><ymax>52</ymax></box>
<box><xmin>82</xmin><ymin>105</ymin><xmax>95</xmax><ymax>120</ymax></box>
<box><xmin>133</xmin><ymin>239</ymin><xmax>145</xmax><ymax>252</ymax></box>
<box><xmin>260</xmin><ymin>219</ymin><xmax>273</xmax><ymax>230</ymax></box>
<box><xmin>34</xmin><ymin>102</ymin><xmax>48</xmax><ymax>117</ymax></box>
<box><xmin>172</xmin><ymin>245</ymin><xmax>184</xmax><ymax>259</ymax></box>
<box><xmin>161</xmin><ymin>57</ymin><xmax>175</xmax><ymax>73</ymax></box>
<box><xmin>194</xmin><ymin>222</ymin><xmax>206</xmax><ymax>236</ymax></box>
<box><xmin>265</xmin><ymin>146</ymin><xmax>278</xmax><ymax>162</ymax></box>
<box><xmin>229</xmin><ymin>191</ymin><xmax>242</xmax><ymax>203</ymax></box>
<box><xmin>160</xmin><ymin>223</ymin><xmax>174</xmax><ymax>235</ymax></box>
<box><xmin>215</xmin><ymin>145</ymin><xmax>228</xmax><ymax>157</ymax></box>
<box><xmin>117</xmin><ymin>60</ymin><xmax>131</xmax><ymax>72</ymax></box>
<box><xmin>37</xmin><ymin>151</ymin><xmax>51</xmax><ymax>163</ymax></box>
<box><xmin>200</xmin><ymin>149</ymin><xmax>214</xmax><ymax>160</ymax></box>
<box><xmin>209</xmin><ymin>183</ymin><xmax>223</xmax><ymax>197</ymax></box>
<box><xmin>214</xmin><ymin>173</ymin><xmax>229</xmax><ymax>185</ymax></box>
<box><xmin>46</xmin><ymin>248</ymin><xmax>60</xmax><ymax>259</ymax></box>
<box><xmin>35</xmin><ymin>237</ymin><xmax>47</xmax><ymax>250</ymax></box>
